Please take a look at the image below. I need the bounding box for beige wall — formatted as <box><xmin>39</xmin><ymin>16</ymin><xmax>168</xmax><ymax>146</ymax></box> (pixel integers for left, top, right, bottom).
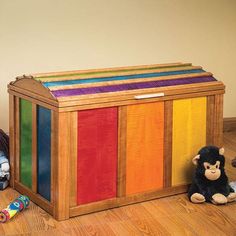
<box><xmin>1</xmin><ymin>0</ymin><xmax>236</xmax><ymax>131</ymax></box>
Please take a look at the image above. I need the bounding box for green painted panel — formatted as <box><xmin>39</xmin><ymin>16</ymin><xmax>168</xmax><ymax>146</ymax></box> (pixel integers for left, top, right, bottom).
<box><xmin>20</xmin><ymin>99</ymin><xmax>32</xmax><ymax>188</ymax></box>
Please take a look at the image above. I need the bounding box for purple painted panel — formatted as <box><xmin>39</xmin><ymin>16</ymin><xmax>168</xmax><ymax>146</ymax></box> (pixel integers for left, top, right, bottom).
<box><xmin>52</xmin><ymin>76</ymin><xmax>216</xmax><ymax>97</ymax></box>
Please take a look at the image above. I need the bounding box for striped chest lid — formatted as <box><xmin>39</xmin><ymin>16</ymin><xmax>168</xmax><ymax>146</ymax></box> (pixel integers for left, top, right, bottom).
<box><xmin>9</xmin><ymin>62</ymin><xmax>224</xmax><ymax>106</ymax></box>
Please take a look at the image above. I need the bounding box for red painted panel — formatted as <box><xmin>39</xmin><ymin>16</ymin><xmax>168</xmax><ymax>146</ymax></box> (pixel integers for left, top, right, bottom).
<box><xmin>77</xmin><ymin>107</ymin><xmax>118</xmax><ymax>205</ymax></box>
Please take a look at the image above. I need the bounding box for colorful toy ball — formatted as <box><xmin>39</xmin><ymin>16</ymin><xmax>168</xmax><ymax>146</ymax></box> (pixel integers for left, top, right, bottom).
<box><xmin>0</xmin><ymin>195</ymin><xmax>30</xmax><ymax>223</ymax></box>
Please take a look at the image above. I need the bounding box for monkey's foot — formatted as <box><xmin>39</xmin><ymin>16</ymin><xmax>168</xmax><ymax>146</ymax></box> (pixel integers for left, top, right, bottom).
<box><xmin>227</xmin><ymin>192</ymin><xmax>236</xmax><ymax>202</ymax></box>
<box><xmin>211</xmin><ymin>193</ymin><xmax>227</xmax><ymax>205</ymax></box>
<box><xmin>190</xmin><ymin>193</ymin><xmax>206</xmax><ymax>203</ymax></box>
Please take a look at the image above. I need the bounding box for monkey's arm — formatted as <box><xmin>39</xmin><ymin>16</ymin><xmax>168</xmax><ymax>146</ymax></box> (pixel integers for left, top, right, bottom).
<box><xmin>188</xmin><ymin>180</ymin><xmax>206</xmax><ymax>203</ymax></box>
<box><xmin>188</xmin><ymin>182</ymin><xmax>199</xmax><ymax>199</ymax></box>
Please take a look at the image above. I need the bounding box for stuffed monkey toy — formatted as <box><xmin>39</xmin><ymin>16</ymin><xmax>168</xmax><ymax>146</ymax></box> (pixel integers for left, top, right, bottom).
<box><xmin>188</xmin><ymin>146</ymin><xmax>236</xmax><ymax>204</ymax></box>
<box><xmin>230</xmin><ymin>157</ymin><xmax>236</xmax><ymax>192</ymax></box>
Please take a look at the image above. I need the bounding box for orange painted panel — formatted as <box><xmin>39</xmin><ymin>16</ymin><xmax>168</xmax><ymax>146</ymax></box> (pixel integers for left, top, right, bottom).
<box><xmin>126</xmin><ymin>102</ymin><xmax>164</xmax><ymax>195</ymax></box>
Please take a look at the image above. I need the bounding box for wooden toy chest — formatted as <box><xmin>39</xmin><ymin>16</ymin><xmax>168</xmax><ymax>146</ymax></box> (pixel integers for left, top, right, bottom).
<box><xmin>8</xmin><ymin>62</ymin><xmax>225</xmax><ymax>220</ymax></box>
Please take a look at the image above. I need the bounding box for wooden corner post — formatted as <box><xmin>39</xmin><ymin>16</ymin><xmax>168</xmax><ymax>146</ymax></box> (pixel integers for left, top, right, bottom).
<box><xmin>51</xmin><ymin>111</ymin><xmax>70</xmax><ymax>220</ymax></box>
<box><xmin>213</xmin><ymin>94</ymin><xmax>224</xmax><ymax>147</ymax></box>
<box><xmin>9</xmin><ymin>94</ymin><xmax>16</xmax><ymax>187</ymax></box>
<box><xmin>206</xmin><ymin>94</ymin><xmax>224</xmax><ymax>147</ymax></box>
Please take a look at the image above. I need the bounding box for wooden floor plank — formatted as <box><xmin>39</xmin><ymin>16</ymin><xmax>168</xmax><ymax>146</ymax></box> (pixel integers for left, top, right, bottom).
<box><xmin>0</xmin><ymin>131</ymin><xmax>235</xmax><ymax>235</ymax></box>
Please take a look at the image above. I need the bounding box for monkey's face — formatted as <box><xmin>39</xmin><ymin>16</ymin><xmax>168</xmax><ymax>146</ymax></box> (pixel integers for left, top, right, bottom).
<box><xmin>203</xmin><ymin>161</ymin><xmax>221</xmax><ymax>181</ymax></box>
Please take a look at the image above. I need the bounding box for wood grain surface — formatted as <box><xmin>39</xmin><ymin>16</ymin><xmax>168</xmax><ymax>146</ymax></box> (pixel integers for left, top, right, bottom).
<box><xmin>20</xmin><ymin>99</ymin><xmax>33</xmax><ymax>189</ymax></box>
<box><xmin>126</xmin><ymin>102</ymin><xmax>164</xmax><ymax>194</ymax></box>
<box><xmin>37</xmin><ymin>106</ymin><xmax>52</xmax><ymax>201</ymax></box>
<box><xmin>77</xmin><ymin>108</ymin><xmax>118</xmax><ymax>204</ymax></box>
<box><xmin>9</xmin><ymin>95</ymin><xmax>15</xmax><ymax>187</ymax></box>
<box><xmin>172</xmin><ymin>97</ymin><xmax>207</xmax><ymax>186</ymax></box>
<box><xmin>0</xmin><ymin>130</ymin><xmax>235</xmax><ymax>235</ymax></box>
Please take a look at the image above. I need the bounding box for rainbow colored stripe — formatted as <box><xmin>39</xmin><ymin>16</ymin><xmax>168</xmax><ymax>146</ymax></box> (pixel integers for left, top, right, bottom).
<box><xmin>32</xmin><ymin>64</ymin><xmax>217</xmax><ymax>98</ymax></box>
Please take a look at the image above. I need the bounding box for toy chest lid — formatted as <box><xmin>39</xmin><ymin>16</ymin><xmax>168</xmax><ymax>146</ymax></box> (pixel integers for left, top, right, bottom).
<box><xmin>8</xmin><ymin>62</ymin><xmax>225</xmax><ymax>111</ymax></box>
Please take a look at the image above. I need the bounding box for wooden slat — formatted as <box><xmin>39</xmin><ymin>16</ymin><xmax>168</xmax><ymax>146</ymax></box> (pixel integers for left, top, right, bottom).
<box><xmin>69</xmin><ymin>185</ymin><xmax>188</xmax><ymax>217</ymax></box>
<box><xmin>48</xmin><ymin>72</ymin><xmax>211</xmax><ymax>91</ymax></box>
<box><xmin>57</xmin><ymin>81</ymin><xmax>225</xmax><ymax>103</ymax></box>
<box><xmin>212</xmin><ymin>94</ymin><xmax>224</xmax><ymax>147</ymax></box>
<box><xmin>32</xmin><ymin>104</ymin><xmax>37</xmax><ymax>193</ymax></box>
<box><xmin>15</xmin><ymin>97</ymin><xmax>20</xmax><ymax>183</ymax></box>
<box><xmin>206</xmin><ymin>95</ymin><xmax>215</xmax><ymax>145</ymax></box>
<box><xmin>9</xmin><ymin>95</ymin><xmax>15</xmax><ymax>187</ymax></box>
<box><xmin>52</xmin><ymin>111</ymin><xmax>70</xmax><ymax>220</ymax></box>
<box><xmin>14</xmin><ymin>181</ymin><xmax>53</xmax><ymax>215</ymax></box>
<box><xmin>163</xmin><ymin>101</ymin><xmax>173</xmax><ymax>187</ymax></box>
<box><xmin>69</xmin><ymin>112</ymin><xmax>78</xmax><ymax>207</ymax></box>
<box><xmin>117</xmin><ymin>106</ymin><xmax>127</xmax><ymax>197</ymax></box>
<box><xmin>41</xmin><ymin>65</ymin><xmax>202</xmax><ymax>84</ymax></box>
<box><xmin>58</xmin><ymin>89</ymin><xmax>225</xmax><ymax>113</ymax></box>
<box><xmin>33</xmin><ymin>62</ymin><xmax>190</xmax><ymax>78</ymax></box>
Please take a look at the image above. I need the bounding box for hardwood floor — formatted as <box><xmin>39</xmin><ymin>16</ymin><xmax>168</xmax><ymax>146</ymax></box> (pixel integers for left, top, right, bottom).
<box><xmin>0</xmin><ymin>131</ymin><xmax>235</xmax><ymax>236</ymax></box>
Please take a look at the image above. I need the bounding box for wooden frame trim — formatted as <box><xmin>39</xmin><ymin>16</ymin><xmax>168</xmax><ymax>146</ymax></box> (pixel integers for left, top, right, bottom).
<box><xmin>69</xmin><ymin>185</ymin><xmax>188</xmax><ymax>217</ymax></box>
<box><xmin>8</xmin><ymin>84</ymin><xmax>57</xmax><ymax>105</ymax></box>
<box><xmin>15</xmin><ymin>97</ymin><xmax>20</xmax><ymax>183</ymax></box>
<box><xmin>50</xmin><ymin>111</ymin><xmax>57</xmax><ymax>206</ymax></box>
<box><xmin>57</xmin><ymin>81</ymin><xmax>224</xmax><ymax>103</ymax></box>
<box><xmin>70</xmin><ymin>198</ymin><xmax>118</xmax><ymax>217</ymax></box>
<box><xmin>213</xmin><ymin>94</ymin><xmax>224</xmax><ymax>147</ymax></box>
<box><xmin>206</xmin><ymin>95</ymin><xmax>215</xmax><ymax>145</ymax></box>
<box><xmin>58</xmin><ymin>89</ymin><xmax>225</xmax><ymax>112</ymax></box>
<box><xmin>52</xmin><ymin>111</ymin><xmax>70</xmax><ymax>220</ymax></box>
<box><xmin>32</xmin><ymin>104</ymin><xmax>37</xmax><ymax>193</ymax></box>
<box><xmin>9</xmin><ymin>95</ymin><xmax>15</xmax><ymax>187</ymax></box>
<box><xmin>117</xmin><ymin>106</ymin><xmax>127</xmax><ymax>197</ymax></box>
<box><xmin>10</xmin><ymin>77</ymin><xmax>56</xmax><ymax>100</ymax></box>
<box><xmin>51</xmin><ymin>111</ymin><xmax>58</xmax><ymax>214</ymax></box>
<box><xmin>9</xmin><ymin>81</ymin><xmax>224</xmax><ymax>113</ymax></box>
<box><xmin>14</xmin><ymin>181</ymin><xmax>53</xmax><ymax>215</ymax></box>
<box><xmin>163</xmin><ymin>101</ymin><xmax>173</xmax><ymax>187</ymax></box>
<box><xmin>206</xmin><ymin>94</ymin><xmax>224</xmax><ymax>147</ymax></box>
<box><xmin>8</xmin><ymin>90</ymin><xmax>58</xmax><ymax>111</ymax></box>
<box><xmin>119</xmin><ymin>184</ymin><xmax>188</xmax><ymax>206</ymax></box>
<box><xmin>69</xmin><ymin>112</ymin><xmax>78</xmax><ymax>207</ymax></box>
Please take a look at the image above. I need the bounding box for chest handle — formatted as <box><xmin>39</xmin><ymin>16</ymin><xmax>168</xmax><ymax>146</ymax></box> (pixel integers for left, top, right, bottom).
<box><xmin>134</xmin><ymin>92</ymin><xmax>165</xmax><ymax>100</ymax></box>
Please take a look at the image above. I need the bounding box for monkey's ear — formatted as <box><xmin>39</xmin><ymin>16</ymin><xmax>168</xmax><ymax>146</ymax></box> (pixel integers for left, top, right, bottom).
<box><xmin>219</xmin><ymin>147</ymin><xmax>224</xmax><ymax>155</ymax></box>
<box><xmin>192</xmin><ymin>155</ymin><xmax>200</xmax><ymax>165</ymax></box>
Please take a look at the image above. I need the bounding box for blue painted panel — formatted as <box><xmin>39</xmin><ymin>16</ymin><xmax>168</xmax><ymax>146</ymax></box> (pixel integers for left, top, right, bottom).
<box><xmin>37</xmin><ymin>106</ymin><xmax>51</xmax><ymax>201</ymax></box>
<box><xmin>43</xmin><ymin>69</ymin><xmax>204</xmax><ymax>87</ymax></box>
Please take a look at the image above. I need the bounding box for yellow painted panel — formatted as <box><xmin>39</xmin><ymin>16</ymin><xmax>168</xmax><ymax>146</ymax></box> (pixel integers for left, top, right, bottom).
<box><xmin>172</xmin><ymin>97</ymin><xmax>206</xmax><ymax>186</ymax></box>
